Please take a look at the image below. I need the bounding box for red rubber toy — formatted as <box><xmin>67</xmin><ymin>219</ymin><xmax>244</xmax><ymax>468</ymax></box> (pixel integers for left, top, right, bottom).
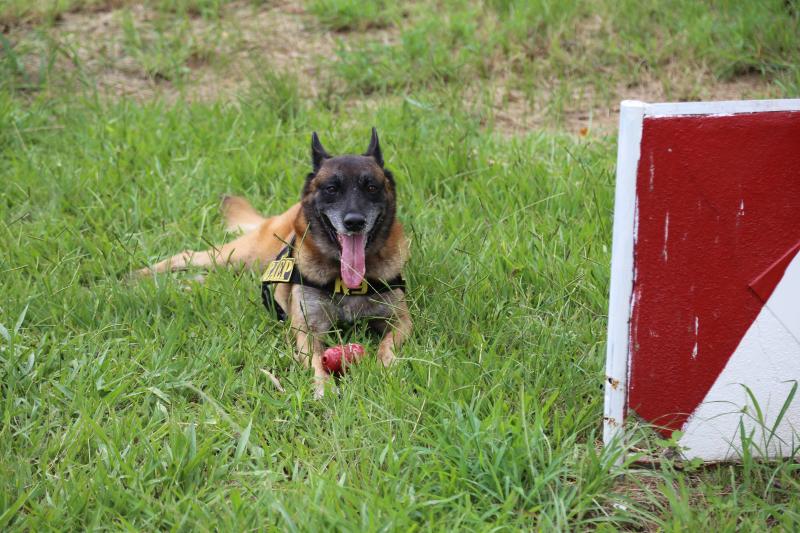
<box><xmin>321</xmin><ymin>343</ymin><xmax>365</xmax><ymax>375</ymax></box>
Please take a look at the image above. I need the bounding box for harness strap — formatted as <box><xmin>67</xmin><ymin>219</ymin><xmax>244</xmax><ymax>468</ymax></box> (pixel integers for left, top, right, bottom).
<box><xmin>260</xmin><ymin>237</ymin><xmax>406</xmax><ymax>321</ymax></box>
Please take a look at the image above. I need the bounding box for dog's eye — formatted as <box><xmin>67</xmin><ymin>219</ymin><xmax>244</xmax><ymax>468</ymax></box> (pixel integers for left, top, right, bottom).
<box><xmin>325</xmin><ymin>185</ymin><xmax>339</xmax><ymax>194</ymax></box>
<box><xmin>366</xmin><ymin>184</ymin><xmax>378</xmax><ymax>194</ymax></box>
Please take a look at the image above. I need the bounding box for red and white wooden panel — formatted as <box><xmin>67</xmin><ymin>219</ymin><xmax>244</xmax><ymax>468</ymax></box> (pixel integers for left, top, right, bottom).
<box><xmin>604</xmin><ymin>99</ymin><xmax>800</xmax><ymax>461</ymax></box>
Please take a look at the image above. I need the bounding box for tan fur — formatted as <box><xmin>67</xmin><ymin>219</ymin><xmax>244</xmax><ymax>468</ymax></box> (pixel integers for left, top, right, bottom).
<box><xmin>135</xmin><ymin>200</ymin><xmax>300</xmax><ymax>275</ymax></box>
<box><xmin>136</xmin><ymin>195</ymin><xmax>411</xmax><ymax>398</ymax></box>
<box><xmin>221</xmin><ymin>195</ymin><xmax>268</xmax><ymax>233</ymax></box>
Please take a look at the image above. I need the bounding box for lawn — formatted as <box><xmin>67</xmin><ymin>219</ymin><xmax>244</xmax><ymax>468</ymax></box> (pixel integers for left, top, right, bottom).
<box><xmin>1</xmin><ymin>0</ymin><xmax>799</xmax><ymax>530</ymax></box>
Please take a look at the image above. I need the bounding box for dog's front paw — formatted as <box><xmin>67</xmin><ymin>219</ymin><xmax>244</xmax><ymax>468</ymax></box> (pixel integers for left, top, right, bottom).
<box><xmin>312</xmin><ymin>370</ymin><xmax>337</xmax><ymax>399</ymax></box>
<box><xmin>313</xmin><ymin>382</ymin><xmax>326</xmax><ymax>400</ymax></box>
<box><xmin>377</xmin><ymin>346</ymin><xmax>397</xmax><ymax>368</ymax></box>
<box><xmin>313</xmin><ymin>379</ymin><xmax>339</xmax><ymax>399</ymax></box>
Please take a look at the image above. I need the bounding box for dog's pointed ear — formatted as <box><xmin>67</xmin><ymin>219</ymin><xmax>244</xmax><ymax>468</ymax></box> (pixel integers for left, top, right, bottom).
<box><xmin>363</xmin><ymin>127</ymin><xmax>383</xmax><ymax>168</ymax></box>
<box><xmin>311</xmin><ymin>132</ymin><xmax>330</xmax><ymax>172</ymax></box>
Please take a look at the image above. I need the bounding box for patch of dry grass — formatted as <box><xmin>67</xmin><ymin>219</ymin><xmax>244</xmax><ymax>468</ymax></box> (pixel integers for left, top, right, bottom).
<box><xmin>3</xmin><ymin>0</ymin><xmax>792</xmax><ymax>134</ymax></box>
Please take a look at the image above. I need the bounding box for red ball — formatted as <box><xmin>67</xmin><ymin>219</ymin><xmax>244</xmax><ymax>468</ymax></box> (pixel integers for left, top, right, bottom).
<box><xmin>321</xmin><ymin>343</ymin><xmax>366</xmax><ymax>375</ymax></box>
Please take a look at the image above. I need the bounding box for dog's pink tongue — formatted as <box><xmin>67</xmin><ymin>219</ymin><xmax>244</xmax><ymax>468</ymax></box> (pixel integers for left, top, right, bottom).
<box><xmin>338</xmin><ymin>233</ymin><xmax>366</xmax><ymax>289</ymax></box>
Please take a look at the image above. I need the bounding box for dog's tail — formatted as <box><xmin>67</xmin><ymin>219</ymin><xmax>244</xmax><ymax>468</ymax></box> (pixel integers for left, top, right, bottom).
<box><xmin>221</xmin><ymin>195</ymin><xmax>267</xmax><ymax>233</ymax></box>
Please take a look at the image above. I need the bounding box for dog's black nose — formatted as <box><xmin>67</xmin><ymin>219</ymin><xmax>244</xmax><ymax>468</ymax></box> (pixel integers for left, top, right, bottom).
<box><xmin>343</xmin><ymin>213</ymin><xmax>366</xmax><ymax>232</ymax></box>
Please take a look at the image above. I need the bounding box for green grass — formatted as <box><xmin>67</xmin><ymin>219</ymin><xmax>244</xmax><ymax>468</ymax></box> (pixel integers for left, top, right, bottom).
<box><xmin>0</xmin><ymin>0</ymin><xmax>102</xmax><ymax>26</ymax></box>
<box><xmin>331</xmin><ymin>0</ymin><xmax>799</xmax><ymax>119</ymax></box>
<box><xmin>308</xmin><ymin>0</ymin><xmax>398</xmax><ymax>31</ymax></box>
<box><xmin>1</xmin><ymin>0</ymin><xmax>799</xmax><ymax>530</ymax></box>
<box><xmin>0</xmin><ymin>0</ymin><xmax>226</xmax><ymax>26</ymax></box>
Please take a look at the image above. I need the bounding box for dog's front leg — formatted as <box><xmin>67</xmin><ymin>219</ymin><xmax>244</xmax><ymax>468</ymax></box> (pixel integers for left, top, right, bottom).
<box><xmin>294</xmin><ymin>329</ymin><xmax>330</xmax><ymax>399</ymax></box>
<box><xmin>289</xmin><ymin>288</ymin><xmax>333</xmax><ymax>398</ymax></box>
<box><xmin>376</xmin><ymin>293</ymin><xmax>412</xmax><ymax>367</ymax></box>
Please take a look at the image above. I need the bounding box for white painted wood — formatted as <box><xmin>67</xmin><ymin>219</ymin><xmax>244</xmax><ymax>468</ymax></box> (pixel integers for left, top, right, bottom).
<box><xmin>603</xmin><ymin>101</ymin><xmax>645</xmax><ymax>454</ymax></box>
<box><xmin>678</xmin><ymin>253</ymin><xmax>800</xmax><ymax>460</ymax></box>
<box><xmin>765</xmin><ymin>256</ymin><xmax>800</xmax><ymax>343</ymax></box>
<box><xmin>643</xmin><ymin>98</ymin><xmax>800</xmax><ymax>118</ymax></box>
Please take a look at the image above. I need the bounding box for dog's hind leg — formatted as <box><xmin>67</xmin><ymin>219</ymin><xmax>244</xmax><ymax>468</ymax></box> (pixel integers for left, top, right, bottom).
<box><xmin>221</xmin><ymin>195</ymin><xmax>267</xmax><ymax>233</ymax></box>
<box><xmin>135</xmin><ymin>202</ymin><xmax>301</xmax><ymax>276</ymax></box>
<box><xmin>135</xmin><ymin>230</ymin><xmax>264</xmax><ymax>276</ymax></box>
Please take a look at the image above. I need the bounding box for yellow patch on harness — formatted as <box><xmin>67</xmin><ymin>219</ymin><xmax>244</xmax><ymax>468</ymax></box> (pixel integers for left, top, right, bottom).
<box><xmin>261</xmin><ymin>257</ymin><xmax>295</xmax><ymax>283</ymax></box>
<box><xmin>333</xmin><ymin>278</ymin><xmax>368</xmax><ymax>295</ymax></box>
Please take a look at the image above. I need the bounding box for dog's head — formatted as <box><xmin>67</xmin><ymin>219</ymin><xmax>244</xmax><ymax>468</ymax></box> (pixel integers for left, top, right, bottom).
<box><xmin>301</xmin><ymin>128</ymin><xmax>397</xmax><ymax>288</ymax></box>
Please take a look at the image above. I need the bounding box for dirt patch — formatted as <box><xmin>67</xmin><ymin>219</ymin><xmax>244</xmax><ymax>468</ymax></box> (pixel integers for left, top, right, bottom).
<box><xmin>472</xmin><ymin>68</ymin><xmax>774</xmax><ymax>137</ymax></box>
<box><xmin>57</xmin><ymin>4</ymin><xmax>160</xmax><ymax>100</ymax></box>
<box><xmin>464</xmin><ymin>11</ymin><xmax>776</xmax><ymax>136</ymax></box>
<box><xmin>5</xmin><ymin>0</ymin><xmax>347</xmax><ymax>102</ymax></box>
<box><xmin>2</xmin><ymin>1</ymin><xmax>778</xmax><ymax>136</ymax></box>
<box><xmin>0</xmin><ymin>0</ymin><xmax>126</xmax><ymax>28</ymax></box>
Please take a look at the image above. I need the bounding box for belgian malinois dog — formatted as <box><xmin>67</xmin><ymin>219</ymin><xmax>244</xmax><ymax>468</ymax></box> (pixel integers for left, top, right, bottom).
<box><xmin>136</xmin><ymin>128</ymin><xmax>411</xmax><ymax>397</ymax></box>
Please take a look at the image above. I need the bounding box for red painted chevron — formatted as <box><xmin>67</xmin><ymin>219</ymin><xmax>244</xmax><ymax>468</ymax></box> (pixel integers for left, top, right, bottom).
<box><xmin>627</xmin><ymin>111</ymin><xmax>800</xmax><ymax>434</ymax></box>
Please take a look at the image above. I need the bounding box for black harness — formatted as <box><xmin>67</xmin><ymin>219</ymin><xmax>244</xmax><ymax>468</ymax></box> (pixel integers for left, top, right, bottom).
<box><xmin>260</xmin><ymin>237</ymin><xmax>406</xmax><ymax>321</ymax></box>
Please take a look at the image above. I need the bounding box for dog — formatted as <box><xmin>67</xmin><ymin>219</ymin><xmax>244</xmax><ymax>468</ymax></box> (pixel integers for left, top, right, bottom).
<box><xmin>136</xmin><ymin>128</ymin><xmax>411</xmax><ymax>397</ymax></box>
